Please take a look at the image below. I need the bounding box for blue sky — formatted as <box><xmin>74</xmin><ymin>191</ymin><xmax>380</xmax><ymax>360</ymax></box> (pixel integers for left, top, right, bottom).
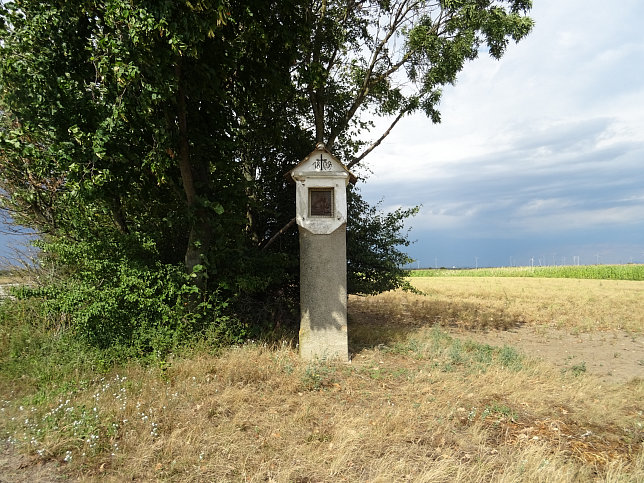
<box><xmin>359</xmin><ymin>0</ymin><xmax>644</xmax><ymax>268</ymax></box>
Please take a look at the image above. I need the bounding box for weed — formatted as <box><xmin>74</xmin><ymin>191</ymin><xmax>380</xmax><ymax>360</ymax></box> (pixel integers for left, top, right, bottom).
<box><xmin>481</xmin><ymin>402</ymin><xmax>516</xmax><ymax>421</ymax></box>
<box><xmin>565</xmin><ymin>361</ymin><xmax>587</xmax><ymax>376</ymax></box>
<box><xmin>390</xmin><ymin>368</ymin><xmax>410</xmax><ymax>379</ymax></box>
<box><xmin>368</xmin><ymin>367</ymin><xmax>383</xmax><ymax>380</ymax></box>
<box><xmin>448</xmin><ymin>339</ymin><xmax>465</xmax><ymax>366</ymax></box>
<box><xmin>471</xmin><ymin>342</ymin><xmax>494</xmax><ymax>364</ymax></box>
<box><xmin>497</xmin><ymin>345</ymin><xmax>523</xmax><ymax>371</ymax></box>
<box><xmin>300</xmin><ymin>363</ymin><xmax>336</xmax><ymax>391</ymax></box>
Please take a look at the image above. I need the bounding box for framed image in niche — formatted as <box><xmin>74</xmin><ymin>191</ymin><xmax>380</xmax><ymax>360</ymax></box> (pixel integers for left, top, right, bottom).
<box><xmin>309</xmin><ymin>188</ymin><xmax>333</xmax><ymax>217</ymax></box>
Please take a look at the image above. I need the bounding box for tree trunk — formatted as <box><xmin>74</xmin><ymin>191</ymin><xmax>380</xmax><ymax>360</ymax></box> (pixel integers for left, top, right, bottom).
<box><xmin>175</xmin><ymin>61</ymin><xmax>211</xmax><ymax>289</ymax></box>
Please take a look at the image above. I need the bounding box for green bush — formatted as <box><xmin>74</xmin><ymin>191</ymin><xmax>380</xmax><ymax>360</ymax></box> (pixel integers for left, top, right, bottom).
<box><xmin>22</xmin><ymin>236</ymin><xmax>246</xmax><ymax>358</ymax></box>
<box><xmin>347</xmin><ymin>189</ymin><xmax>419</xmax><ymax>295</ymax></box>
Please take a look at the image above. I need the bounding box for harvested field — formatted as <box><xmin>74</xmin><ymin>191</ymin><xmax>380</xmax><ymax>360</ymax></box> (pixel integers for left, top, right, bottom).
<box><xmin>350</xmin><ymin>276</ymin><xmax>644</xmax><ymax>382</ymax></box>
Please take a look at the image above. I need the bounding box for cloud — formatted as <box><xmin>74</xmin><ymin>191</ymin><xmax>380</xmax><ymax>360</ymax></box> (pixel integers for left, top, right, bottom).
<box><xmin>357</xmin><ymin>0</ymin><xmax>644</xmax><ymax>266</ymax></box>
<box><xmin>361</xmin><ymin>115</ymin><xmax>644</xmax><ymax>241</ymax></box>
<box><xmin>510</xmin><ymin>205</ymin><xmax>644</xmax><ymax>233</ymax></box>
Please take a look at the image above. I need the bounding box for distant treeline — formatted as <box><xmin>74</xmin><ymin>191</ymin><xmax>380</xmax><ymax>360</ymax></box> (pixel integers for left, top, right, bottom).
<box><xmin>409</xmin><ymin>265</ymin><xmax>644</xmax><ymax>281</ymax></box>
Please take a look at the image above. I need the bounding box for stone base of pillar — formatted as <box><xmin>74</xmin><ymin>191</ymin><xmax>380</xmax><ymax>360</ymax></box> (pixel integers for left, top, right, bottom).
<box><xmin>298</xmin><ymin>225</ymin><xmax>348</xmax><ymax>361</ymax></box>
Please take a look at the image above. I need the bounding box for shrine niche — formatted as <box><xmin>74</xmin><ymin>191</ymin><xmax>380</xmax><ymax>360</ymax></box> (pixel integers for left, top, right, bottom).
<box><xmin>309</xmin><ymin>188</ymin><xmax>333</xmax><ymax>217</ymax></box>
<box><xmin>288</xmin><ymin>142</ymin><xmax>356</xmax><ymax>235</ymax></box>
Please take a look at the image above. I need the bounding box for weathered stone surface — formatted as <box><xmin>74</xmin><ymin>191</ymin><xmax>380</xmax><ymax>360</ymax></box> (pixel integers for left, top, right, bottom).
<box><xmin>298</xmin><ymin>225</ymin><xmax>348</xmax><ymax>361</ymax></box>
<box><xmin>288</xmin><ymin>143</ymin><xmax>355</xmax><ymax>236</ymax></box>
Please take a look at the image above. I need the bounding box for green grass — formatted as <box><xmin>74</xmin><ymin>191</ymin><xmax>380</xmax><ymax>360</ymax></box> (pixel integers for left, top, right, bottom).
<box><xmin>0</xmin><ymin>298</ymin><xmax>116</xmax><ymax>400</ymax></box>
<box><xmin>410</xmin><ymin>264</ymin><xmax>644</xmax><ymax>281</ymax></box>
<box><xmin>383</xmin><ymin>327</ymin><xmax>524</xmax><ymax>374</ymax></box>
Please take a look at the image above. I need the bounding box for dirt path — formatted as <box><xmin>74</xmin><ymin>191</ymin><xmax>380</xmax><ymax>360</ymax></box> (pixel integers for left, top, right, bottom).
<box><xmin>449</xmin><ymin>325</ymin><xmax>644</xmax><ymax>383</ymax></box>
<box><xmin>0</xmin><ymin>444</ymin><xmax>65</xmax><ymax>483</ymax></box>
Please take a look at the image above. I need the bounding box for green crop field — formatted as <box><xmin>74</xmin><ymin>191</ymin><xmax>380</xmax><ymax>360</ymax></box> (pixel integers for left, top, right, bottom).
<box><xmin>409</xmin><ymin>264</ymin><xmax>644</xmax><ymax>281</ymax></box>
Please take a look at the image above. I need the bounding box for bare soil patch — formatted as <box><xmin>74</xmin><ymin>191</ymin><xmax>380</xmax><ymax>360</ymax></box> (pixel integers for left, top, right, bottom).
<box><xmin>0</xmin><ymin>443</ymin><xmax>64</xmax><ymax>483</ymax></box>
<box><xmin>448</xmin><ymin>326</ymin><xmax>644</xmax><ymax>384</ymax></box>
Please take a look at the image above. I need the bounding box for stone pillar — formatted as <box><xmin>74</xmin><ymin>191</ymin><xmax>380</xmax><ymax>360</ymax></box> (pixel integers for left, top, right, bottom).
<box><xmin>298</xmin><ymin>226</ymin><xmax>348</xmax><ymax>360</ymax></box>
<box><xmin>287</xmin><ymin>143</ymin><xmax>356</xmax><ymax>361</ymax></box>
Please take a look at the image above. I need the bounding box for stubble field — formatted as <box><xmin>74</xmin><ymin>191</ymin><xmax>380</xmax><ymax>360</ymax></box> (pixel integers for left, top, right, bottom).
<box><xmin>1</xmin><ymin>272</ymin><xmax>643</xmax><ymax>481</ymax></box>
<box><xmin>353</xmin><ymin>276</ymin><xmax>644</xmax><ymax>382</ymax></box>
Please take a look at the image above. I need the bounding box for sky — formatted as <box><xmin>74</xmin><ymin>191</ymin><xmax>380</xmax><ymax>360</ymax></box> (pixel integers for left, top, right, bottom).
<box><xmin>357</xmin><ymin>0</ymin><xmax>644</xmax><ymax>268</ymax></box>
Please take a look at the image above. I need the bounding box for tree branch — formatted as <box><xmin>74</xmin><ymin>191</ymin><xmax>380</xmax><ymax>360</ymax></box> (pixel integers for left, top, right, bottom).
<box><xmin>261</xmin><ymin>217</ymin><xmax>296</xmax><ymax>251</ymax></box>
<box><xmin>327</xmin><ymin>0</ymin><xmax>414</xmax><ymax>148</ymax></box>
<box><xmin>347</xmin><ymin>107</ymin><xmax>408</xmax><ymax>170</ymax></box>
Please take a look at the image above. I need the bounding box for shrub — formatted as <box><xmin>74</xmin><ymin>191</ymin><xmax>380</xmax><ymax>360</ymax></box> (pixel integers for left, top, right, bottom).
<box><xmin>21</xmin><ymin>236</ymin><xmax>245</xmax><ymax>358</ymax></box>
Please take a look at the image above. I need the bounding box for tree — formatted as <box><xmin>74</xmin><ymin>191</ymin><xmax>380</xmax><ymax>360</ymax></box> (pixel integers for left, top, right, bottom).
<box><xmin>0</xmin><ymin>0</ymin><xmax>309</xmax><ymax>349</ymax></box>
<box><xmin>266</xmin><ymin>0</ymin><xmax>534</xmax><ymax>247</ymax></box>
<box><xmin>294</xmin><ymin>0</ymin><xmax>533</xmax><ymax>159</ymax></box>
<box><xmin>0</xmin><ymin>0</ymin><xmax>304</xmax><ymax>274</ymax></box>
<box><xmin>0</xmin><ymin>0</ymin><xmax>533</xmax><ymax>352</ymax></box>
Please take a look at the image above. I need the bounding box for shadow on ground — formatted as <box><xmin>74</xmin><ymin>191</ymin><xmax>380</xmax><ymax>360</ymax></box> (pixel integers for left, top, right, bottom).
<box><xmin>348</xmin><ymin>294</ymin><xmax>524</xmax><ymax>353</ymax></box>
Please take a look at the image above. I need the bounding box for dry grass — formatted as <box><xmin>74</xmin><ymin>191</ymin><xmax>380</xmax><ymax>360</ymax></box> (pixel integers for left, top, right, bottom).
<box><xmin>353</xmin><ymin>277</ymin><xmax>644</xmax><ymax>333</ymax></box>
<box><xmin>2</xmin><ymin>276</ymin><xmax>643</xmax><ymax>481</ymax></box>
<box><xmin>0</xmin><ymin>273</ymin><xmax>28</xmax><ymax>286</ymax></box>
<box><xmin>3</xmin><ymin>334</ymin><xmax>643</xmax><ymax>481</ymax></box>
